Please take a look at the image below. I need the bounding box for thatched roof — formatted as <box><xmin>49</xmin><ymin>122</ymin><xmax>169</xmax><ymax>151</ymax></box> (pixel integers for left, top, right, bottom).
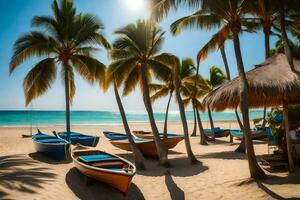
<box><xmin>204</xmin><ymin>53</ymin><xmax>300</xmax><ymax>111</ymax></box>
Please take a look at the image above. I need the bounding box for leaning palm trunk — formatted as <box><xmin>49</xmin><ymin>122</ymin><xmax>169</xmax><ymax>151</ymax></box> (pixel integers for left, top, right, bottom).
<box><xmin>63</xmin><ymin>62</ymin><xmax>71</xmax><ymax>140</ymax></box>
<box><xmin>220</xmin><ymin>45</ymin><xmax>231</xmax><ymax>80</ymax></box>
<box><xmin>207</xmin><ymin>106</ymin><xmax>215</xmax><ymax>140</ymax></box>
<box><xmin>279</xmin><ymin>0</ymin><xmax>295</xmax><ymax>72</ymax></box>
<box><xmin>191</xmin><ymin>106</ymin><xmax>197</xmax><ymax>136</ymax></box>
<box><xmin>163</xmin><ymin>91</ymin><xmax>173</xmax><ymax>137</ymax></box>
<box><xmin>141</xmin><ymin>67</ymin><xmax>169</xmax><ymax>166</ymax></box>
<box><xmin>235</xmin><ymin>107</ymin><xmax>246</xmax><ymax>149</ymax></box>
<box><xmin>174</xmin><ymin>66</ymin><xmax>197</xmax><ymax>164</ymax></box>
<box><xmin>232</xmin><ymin>31</ymin><xmax>266</xmax><ymax>179</ymax></box>
<box><xmin>261</xmin><ymin>27</ymin><xmax>271</xmax><ymax>128</ymax></box>
<box><xmin>195</xmin><ymin>103</ymin><xmax>207</xmax><ymax>145</ymax></box>
<box><xmin>114</xmin><ymin>82</ymin><xmax>145</xmax><ymax>170</ymax></box>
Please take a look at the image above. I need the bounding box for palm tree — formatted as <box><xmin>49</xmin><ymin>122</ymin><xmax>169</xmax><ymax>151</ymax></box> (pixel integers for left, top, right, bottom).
<box><xmin>108</xmin><ymin>20</ymin><xmax>170</xmax><ymax>166</ymax></box>
<box><xmin>181</xmin><ymin>74</ymin><xmax>211</xmax><ymax>145</ymax></box>
<box><xmin>205</xmin><ymin>66</ymin><xmax>226</xmax><ymax>139</ymax></box>
<box><xmin>9</xmin><ymin>0</ymin><xmax>109</xmax><ymax>139</ymax></box>
<box><xmin>149</xmin><ymin>76</ymin><xmax>174</xmax><ymax>137</ymax></box>
<box><xmin>155</xmin><ymin>53</ymin><xmax>201</xmax><ymax>163</ymax></box>
<box><xmin>199</xmin><ymin>0</ymin><xmax>266</xmax><ymax>179</ymax></box>
<box><xmin>105</xmin><ymin>67</ymin><xmax>145</xmax><ymax>170</ymax></box>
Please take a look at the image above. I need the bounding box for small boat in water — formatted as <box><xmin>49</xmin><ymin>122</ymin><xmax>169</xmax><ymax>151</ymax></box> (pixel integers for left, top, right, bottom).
<box><xmin>230</xmin><ymin>129</ymin><xmax>267</xmax><ymax>140</ymax></box>
<box><xmin>204</xmin><ymin>127</ymin><xmax>231</xmax><ymax>138</ymax></box>
<box><xmin>133</xmin><ymin>131</ymin><xmax>181</xmax><ymax>139</ymax></box>
<box><xmin>32</xmin><ymin>130</ymin><xmax>70</xmax><ymax>160</ymax></box>
<box><xmin>71</xmin><ymin>145</ymin><xmax>136</xmax><ymax>194</ymax></box>
<box><xmin>58</xmin><ymin>132</ymin><xmax>99</xmax><ymax>147</ymax></box>
<box><xmin>103</xmin><ymin>131</ymin><xmax>128</xmax><ymax>140</ymax></box>
<box><xmin>110</xmin><ymin>136</ymin><xmax>184</xmax><ymax>157</ymax></box>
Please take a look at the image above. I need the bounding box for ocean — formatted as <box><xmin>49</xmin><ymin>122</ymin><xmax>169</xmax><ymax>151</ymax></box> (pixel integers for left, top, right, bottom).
<box><xmin>0</xmin><ymin>110</ymin><xmax>265</xmax><ymax>127</ymax></box>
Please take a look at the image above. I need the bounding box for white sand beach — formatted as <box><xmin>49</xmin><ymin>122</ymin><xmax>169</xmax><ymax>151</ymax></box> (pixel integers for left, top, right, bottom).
<box><xmin>1</xmin><ymin>121</ymin><xmax>299</xmax><ymax>200</ymax></box>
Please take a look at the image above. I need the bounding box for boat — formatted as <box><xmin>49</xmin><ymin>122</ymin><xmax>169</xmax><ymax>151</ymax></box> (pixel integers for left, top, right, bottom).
<box><xmin>103</xmin><ymin>131</ymin><xmax>128</xmax><ymax>140</ymax></box>
<box><xmin>133</xmin><ymin>131</ymin><xmax>181</xmax><ymax>139</ymax></box>
<box><xmin>230</xmin><ymin>129</ymin><xmax>267</xmax><ymax>140</ymax></box>
<box><xmin>71</xmin><ymin>145</ymin><xmax>136</xmax><ymax>194</ymax></box>
<box><xmin>203</xmin><ymin>127</ymin><xmax>231</xmax><ymax>138</ymax></box>
<box><xmin>58</xmin><ymin>131</ymin><xmax>99</xmax><ymax>147</ymax></box>
<box><xmin>110</xmin><ymin>136</ymin><xmax>184</xmax><ymax>157</ymax></box>
<box><xmin>32</xmin><ymin>130</ymin><xmax>70</xmax><ymax>160</ymax></box>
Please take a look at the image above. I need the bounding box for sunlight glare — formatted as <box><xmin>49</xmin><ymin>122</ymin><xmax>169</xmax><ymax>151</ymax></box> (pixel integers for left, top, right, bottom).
<box><xmin>123</xmin><ymin>0</ymin><xmax>146</xmax><ymax>11</ymax></box>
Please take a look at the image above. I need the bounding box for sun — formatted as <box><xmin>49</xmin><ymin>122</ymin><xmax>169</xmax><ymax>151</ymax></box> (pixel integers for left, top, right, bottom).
<box><xmin>123</xmin><ymin>0</ymin><xmax>146</xmax><ymax>11</ymax></box>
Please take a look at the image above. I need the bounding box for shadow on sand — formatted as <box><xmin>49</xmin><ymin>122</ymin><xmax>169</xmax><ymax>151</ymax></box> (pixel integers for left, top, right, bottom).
<box><xmin>136</xmin><ymin>157</ymin><xmax>208</xmax><ymax>177</ymax></box>
<box><xmin>165</xmin><ymin>170</ymin><xmax>185</xmax><ymax>200</ymax></box>
<box><xmin>65</xmin><ymin>168</ymin><xmax>145</xmax><ymax>200</ymax></box>
<box><xmin>196</xmin><ymin>151</ymin><xmax>247</xmax><ymax>160</ymax></box>
<box><xmin>0</xmin><ymin>154</ymin><xmax>56</xmax><ymax>199</ymax></box>
<box><xmin>29</xmin><ymin>152</ymin><xmax>72</xmax><ymax>164</ymax></box>
<box><xmin>236</xmin><ymin>170</ymin><xmax>300</xmax><ymax>200</ymax></box>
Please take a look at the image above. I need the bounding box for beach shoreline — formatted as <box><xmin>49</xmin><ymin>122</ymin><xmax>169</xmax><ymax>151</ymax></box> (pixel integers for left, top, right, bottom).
<box><xmin>1</xmin><ymin>121</ymin><xmax>299</xmax><ymax>200</ymax></box>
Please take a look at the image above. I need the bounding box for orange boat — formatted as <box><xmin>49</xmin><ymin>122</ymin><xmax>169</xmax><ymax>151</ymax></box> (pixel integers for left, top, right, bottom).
<box><xmin>110</xmin><ymin>136</ymin><xmax>184</xmax><ymax>157</ymax></box>
<box><xmin>134</xmin><ymin>132</ymin><xmax>183</xmax><ymax>140</ymax></box>
<box><xmin>71</xmin><ymin>145</ymin><xmax>136</xmax><ymax>195</ymax></box>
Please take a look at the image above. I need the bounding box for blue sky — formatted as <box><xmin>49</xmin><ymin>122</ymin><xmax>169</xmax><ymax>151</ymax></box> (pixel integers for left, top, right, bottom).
<box><xmin>0</xmin><ymin>0</ymin><xmax>277</xmax><ymax>111</ymax></box>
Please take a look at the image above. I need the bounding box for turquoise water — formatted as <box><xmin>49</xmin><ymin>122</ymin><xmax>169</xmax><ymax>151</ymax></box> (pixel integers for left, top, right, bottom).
<box><xmin>0</xmin><ymin>110</ymin><xmax>265</xmax><ymax>127</ymax></box>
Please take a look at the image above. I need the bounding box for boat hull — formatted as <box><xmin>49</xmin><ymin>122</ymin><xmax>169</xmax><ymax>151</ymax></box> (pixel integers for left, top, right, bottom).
<box><xmin>32</xmin><ymin>132</ymin><xmax>69</xmax><ymax>160</ymax></box>
<box><xmin>71</xmin><ymin>148</ymin><xmax>135</xmax><ymax>194</ymax></box>
<box><xmin>59</xmin><ymin>132</ymin><xmax>99</xmax><ymax>147</ymax></box>
<box><xmin>111</xmin><ymin>137</ymin><xmax>184</xmax><ymax>157</ymax></box>
<box><xmin>103</xmin><ymin>131</ymin><xmax>128</xmax><ymax>140</ymax></box>
<box><xmin>231</xmin><ymin>130</ymin><xmax>267</xmax><ymax>140</ymax></box>
<box><xmin>134</xmin><ymin>132</ymin><xmax>181</xmax><ymax>139</ymax></box>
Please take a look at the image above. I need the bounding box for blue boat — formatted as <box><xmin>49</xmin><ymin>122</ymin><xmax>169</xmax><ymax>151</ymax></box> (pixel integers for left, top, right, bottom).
<box><xmin>58</xmin><ymin>132</ymin><xmax>99</xmax><ymax>147</ymax></box>
<box><xmin>203</xmin><ymin>127</ymin><xmax>231</xmax><ymax>137</ymax></box>
<box><xmin>230</xmin><ymin>129</ymin><xmax>267</xmax><ymax>140</ymax></box>
<box><xmin>103</xmin><ymin>131</ymin><xmax>128</xmax><ymax>141</ymax></box>
<box><xmin>32</xmin><ymin>130</ymin><xmax>70</xmax><ymax>160</ymax></box>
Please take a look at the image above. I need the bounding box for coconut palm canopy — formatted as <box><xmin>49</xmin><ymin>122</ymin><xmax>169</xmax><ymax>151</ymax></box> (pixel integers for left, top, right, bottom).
<box><xmin>204</xmin><ymin>53</ymin><xmax>300</xmax><ymax>111</ymax></box>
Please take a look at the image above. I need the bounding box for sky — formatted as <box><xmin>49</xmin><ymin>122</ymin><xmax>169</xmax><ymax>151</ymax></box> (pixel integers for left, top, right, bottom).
<box><xmin>0</xmin><ymin>0</ymin><xmax>278</xmax><ymax>111</ymax></box>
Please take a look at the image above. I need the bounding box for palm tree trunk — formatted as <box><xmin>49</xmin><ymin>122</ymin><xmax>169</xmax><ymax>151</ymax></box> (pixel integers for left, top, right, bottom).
<box><xmin>163</xmin><ymin>91</ymin><xmax>173</xmax><ymax>137</ymax></box>
<box><xmin>191</xmin><ymin>106</ymin><xmax>197</xmax><ymax>136</ymax></box>
<box><xmin>235</xmin><ymin>108</ymin><xmax>244</xmax><ymax>130</ymax></box>
<box><xmin>63</xmin><ymin>62</ymin><xmax>71</xmax><ymax>140</ymax></box>
<box><xmin>234</xmin><ymin>107</ymin><xmax>245</xmax><ymax>148</ymax></box>
<box><xmin>195</xmin><ymin>103</ymin><xmax>207</xmax><ymax>145</ymax></box>
<box><xmin>113</xmin><ymin>82</ymin><xmax>145</xmax><ymax>170</ymax></box>
<box><xmin>232</xmin><ymin>31</ymin><xmax>266</xmax><ymax>179</ymax></box>
<box><xmin>261</xmin><ymin>28</ymin><xmax>271</xmax><ymax>128</ymax></box>
<box><xmin>141</xmin><ymin>67</ymin><xmax>169</xmax><ymax>166</ymax></box>
<box><xmin>220</xmin><ymin>45</ymin><xmax>231</xmax><ymax>80</ymax></box>
<box><xmin>174</xmin><ymin>65</ymin><xmax>197</xmax><ymax>164</ymax></box>
<box><xmin>279</xmin><ymin>0</ymin><xmax>295</xmax><ymax>72</ymax></box>
<box><xmin>207</xmin><ymin>106</ymin><xmax>215</xmax><ymax>140</ymax></box>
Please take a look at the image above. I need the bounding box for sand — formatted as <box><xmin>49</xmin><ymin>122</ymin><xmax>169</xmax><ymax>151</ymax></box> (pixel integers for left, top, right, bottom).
<box><xmin>0</xmin><ymin>121</ymin><xmax>299</xmax><ymax>200</ymax></box>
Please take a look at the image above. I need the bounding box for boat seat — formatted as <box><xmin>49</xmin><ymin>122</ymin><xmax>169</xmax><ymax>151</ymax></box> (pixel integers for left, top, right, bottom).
<box><xmin>79</xmin><ymin>154</ymin><xmax>119</xmax><ymax>163</ymax></box>
<box><xmin>91</xmin><ymin>161</ymin><xmax>124</xmax><ymax>168</ymax></box>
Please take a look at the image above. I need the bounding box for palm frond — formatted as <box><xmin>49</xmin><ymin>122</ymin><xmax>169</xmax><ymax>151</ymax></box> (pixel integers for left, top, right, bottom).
<box><xmin>197</xmin><ymin>25</ymin><xmax>230</xmax><ymax>62</ymax></box>
<box><xmin>170</xmin><ymin>9</ymin><xmax>222</xmax><ymax>35</ymax></box>
<box><xmin>71</xmin><ymin>55</ymin><xmax>106</xmax><ymax>85</ymax></box>
<box><xmin>150</xmin><ymin>86</ymin><xmax>170</xmax><ymax>102</ymax></box>
<box><xmin>23</xmin><ymin>58</ymin><xmax>56</xmax><ymax>105</ymax></box>
<box><xmin>10</xmin><ymin>31</ymin><xmax>57</xmax><ymax>73</ymax></box>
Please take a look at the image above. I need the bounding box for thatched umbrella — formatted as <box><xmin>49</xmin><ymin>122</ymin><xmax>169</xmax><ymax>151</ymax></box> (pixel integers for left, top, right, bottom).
<box><xmin>204</xmin><ymin>53</ymin><xmax>300</xmax><ymax>171</ymax></box>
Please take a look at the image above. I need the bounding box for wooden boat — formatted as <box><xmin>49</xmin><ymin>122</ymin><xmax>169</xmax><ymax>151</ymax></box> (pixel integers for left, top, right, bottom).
<box><xmin>134</xmin><ymin>132</ymin><xmax>182</xmax><ymax>139</ymax></box>
<box><xmin>203</xmin><ymin>127</ymin><xmax>231</xmax><ymax>138</ymax></box>
<box><xmin>58</xmin><ymin>131</ymin><xmax>99</xmax><ymax>147</ymax></box>
<box><xmin>71</xmin><ymin>145</ymin><xmax>136</xmax><ymax>194</ymax></box>
<box><xmin>110</xmin><ymin>136</ymin><xmax>184</xmax><ymax>157</ymax></box>
<box><xmin>32</xmin><ymin>130</ymin><xmax>70</xmax><ymax>160</ymax></box>
<box><xmin>103</xmin><ymin>131</ymin><xmax>128</xmax><ymax>140</ymax></box>
<box><xmin>230</xmin><ymin>129</ymin><xmax>267</xmax><ymax>140</ymax></box>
